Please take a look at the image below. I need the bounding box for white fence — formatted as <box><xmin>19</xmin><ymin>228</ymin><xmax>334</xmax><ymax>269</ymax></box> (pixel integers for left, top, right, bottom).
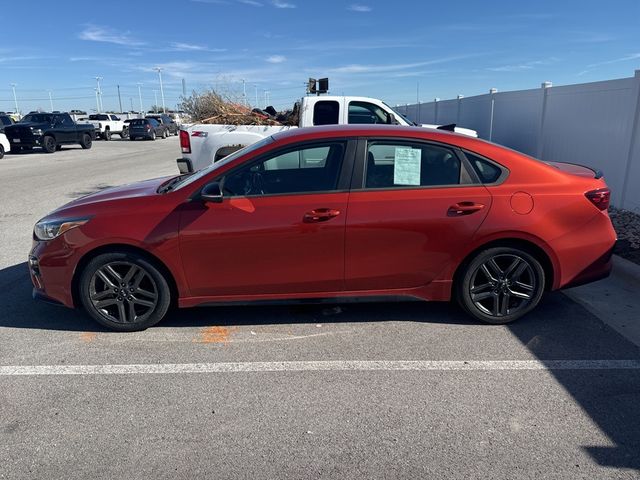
<box><xmin>395</xmin><ymin>71</ymin><xmax>640</xmax><ymax>212</ymax></box>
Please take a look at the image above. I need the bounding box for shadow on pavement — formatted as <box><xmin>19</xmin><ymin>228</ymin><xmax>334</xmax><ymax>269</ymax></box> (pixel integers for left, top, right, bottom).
<box><xmin>1</xmin><ymin>261</ymin><xmax>639</xmax><ymax>469</ymax></box>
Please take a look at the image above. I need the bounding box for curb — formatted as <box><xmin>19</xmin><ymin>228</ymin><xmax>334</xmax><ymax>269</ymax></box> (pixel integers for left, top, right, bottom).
<box><xmin>611</xmin><ymin>254</ymin><xmax>640</xmax><ymax>285</ymax></box>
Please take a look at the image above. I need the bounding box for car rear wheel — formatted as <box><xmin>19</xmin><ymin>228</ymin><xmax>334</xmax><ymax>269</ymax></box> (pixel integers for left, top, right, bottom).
<box><xmin>80</xmin><ymin>133</ymin><xmax>92</xmax><ymax>149</ymax></box>
<box><xmin>0</xmin><ymin>144</ymin><xmax>4</xmax><ymax>159</ymax></box>
<box><xmin>79</xmin><ymin>252</ymin><xmax>172</xmax><ymax>331</ymax></box>
<box><xmin>150</xmin><ymin>131</ymin><xmax>156</xmax><ymax>141</ymax></box>
<box><xmin>162</xmin><ymin>129</ymin><xmax>168</xmax><ymax>139</ymax></box>
<box><xmin>120</xmin><ymin>128</ymin><xmax>129</xmax><ymax>139</ymax></box>
<box><xmin>103</xmin><ymin>129</ymin><xmax>111</xmax><ymax>141</ymax></box>
<box><xmin>43</xmin><ymin>135</ymin><xmax>56</xmax><ymax>153</ymax></box>
<box><xmin>456</xmin><ymin>247</ymin><xmax>545</xmax><ymax>324</ymax></box>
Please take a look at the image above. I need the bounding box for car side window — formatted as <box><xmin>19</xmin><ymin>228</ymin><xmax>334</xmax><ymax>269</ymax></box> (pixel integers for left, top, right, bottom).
<box><xmin>365</xmin><ymin>141</ymin><xmax>462</xmax><ymax>189</ymax></box>
<box><xmin>223</xmin><ymin>142</ymin><xmax>346</xmax><ymax>197</ymax></box>
<box><xmin>464</xmin><ymin>152</ymin><xmax>503</xmax><ymax>183</ymax></box>
<box><xmin>313</xmin><ymin>101</ymin><xmax>340</xmax><ymax>126</ymax></box>
<box><xmin>59</xmin><ymin>114</ymin><xmax>74</xmax><ymax>126</ymax></box>
<box><xmin>348</xmin><ymin>101</ymin><xmax>389</xmax><ymax>124</ymax></box>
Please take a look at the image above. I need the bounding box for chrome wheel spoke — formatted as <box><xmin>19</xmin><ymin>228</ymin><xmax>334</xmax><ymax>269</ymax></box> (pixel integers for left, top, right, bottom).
<box><xmin>96</xmin><ymin>269</ymin><xmax>117</xmax><ymax>288</ymax></box>
<box><xmin>132</xmin><ymin>270</ymin><xmax>146</xmax><ymax>289</ymax></box>
<box><xmin>515</xmin><ymin>281</ymin><xmax>534</xmax><ymax>292</ymax></box>
<box><xmin>472</xmin><ymin>291</ymin><xmax>493</xmax><ymax>302</ymax></box>
<box><xmin>471</xmin><ymin>283</ymin><xmax>493</xmax><ymax>294</ymax></box>
<box><xmin>127</xmin><ymin>301</ymin><xmax>137</xmax><ymax>322</ymax></box>
<box><xmin>104</xmin><ymin>265</ymin><xmax>123</xmax><ymax>284</ymax></box>
<box><xmin>499</xmin><ymin>292</ymin><xmax>510</xmax><ymax>316</ymax></box>
<box><xmin>117</xmin><ymin>302</ymin><xmax>127</xmax><ymax>322</ymax></box>
<box><xmin>508</xmin><ymin>261</ymin><xmax>529</xmax><ymax>281</ymax></box>
<box><xmin>480</xmin><ymin>264</ymin><xmax>497</xmax><ymax>282</ymax></box>
<box><xmin>135</xmin><ymin>287</ymin><xmax>157</xmax><ymax>300</ymax></box>
<box><xmin>491</xmin><ymin>293</ymin><xmax>500</xmax><ymax>316</ymax></box>
<box><xmin>487</xmin><ymin>258</ymin><xmax>503</xmax><ymax>277</ymax></box>
<box><xmin>508</xmin><ymin>288</ymin><xmax>532</xmax><ymax>300</ymax></box>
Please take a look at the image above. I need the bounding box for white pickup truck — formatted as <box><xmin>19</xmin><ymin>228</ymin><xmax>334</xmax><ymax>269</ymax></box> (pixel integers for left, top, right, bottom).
<box><xmin>85</xmin><ymin>114</ymin><xmax>128</xmax><ymax>140</ymax></box>
<box><xmin>177</xmin><ymin>95</ymin><xmax>477</xmax><ymax>173</ymax></box>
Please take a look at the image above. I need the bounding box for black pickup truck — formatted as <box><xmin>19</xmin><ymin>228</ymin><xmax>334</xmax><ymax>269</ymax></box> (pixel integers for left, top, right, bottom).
<box><xmin>4</xmin><ymin>112</ymin><xmax>95</xmax><ymax>153</ymax></box>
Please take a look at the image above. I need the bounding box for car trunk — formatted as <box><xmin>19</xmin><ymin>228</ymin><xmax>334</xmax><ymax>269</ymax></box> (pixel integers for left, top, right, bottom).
<box><xmin>545</xmin><ymin>161</ymin><xmax>602</xmax><ymax>179</ymax></box>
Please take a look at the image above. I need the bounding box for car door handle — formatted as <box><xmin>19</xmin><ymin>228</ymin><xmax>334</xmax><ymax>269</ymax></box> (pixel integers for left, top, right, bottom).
<box><xmin>303</xmin><ymin>208</ymin><xmax>341</xmax><ymax>223</ymax></box>
<box><xmin>447</xmin><ymin>202</ymin><xmax>485</xmax><ymax>217</ymax></box>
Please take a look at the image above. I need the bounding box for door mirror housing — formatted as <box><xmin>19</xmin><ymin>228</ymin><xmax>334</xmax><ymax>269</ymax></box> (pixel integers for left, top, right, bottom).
<box><xmin>201</xmin><ymin>182</ymin><xmax>224</xmax><ymax>203</ymax></box>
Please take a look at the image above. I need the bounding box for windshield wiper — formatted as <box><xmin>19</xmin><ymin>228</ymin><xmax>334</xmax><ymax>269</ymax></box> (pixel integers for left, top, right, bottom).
<box><xmin>158</xmin><ymin>174</ymin><xmax>192</xmax><ymax>194</ymax></box>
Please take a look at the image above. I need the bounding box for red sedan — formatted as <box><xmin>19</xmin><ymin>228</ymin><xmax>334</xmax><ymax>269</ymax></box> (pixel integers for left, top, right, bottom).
<box><xmin>30</xmin><ymin>125</ymin><xmax>616</xmax><ymax>331</ymax></box>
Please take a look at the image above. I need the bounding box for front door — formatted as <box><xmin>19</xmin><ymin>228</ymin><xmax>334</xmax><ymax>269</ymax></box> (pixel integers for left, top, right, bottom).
<box><xmin>345</xmin><ymin>139</ymin><xmax>492</xmax><ymax>291</ymax></box>
<box><xmin>179</xmin><ymin>140</ymin><xmax>354</xmax><ymax>298</ymax></box>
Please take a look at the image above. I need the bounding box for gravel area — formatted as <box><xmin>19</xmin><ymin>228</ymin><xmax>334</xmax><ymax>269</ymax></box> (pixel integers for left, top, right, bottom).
<box><xmin>610</xmin><ymin>207</ymin><xmax>640</xmax><ymax>264</ymax></box>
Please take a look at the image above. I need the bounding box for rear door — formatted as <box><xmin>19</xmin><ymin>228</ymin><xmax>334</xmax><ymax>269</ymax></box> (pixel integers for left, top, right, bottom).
<box><xmin>345</xmin><ymin>138</ymin><xmax>492</xmax><ymax>291</ymax></box>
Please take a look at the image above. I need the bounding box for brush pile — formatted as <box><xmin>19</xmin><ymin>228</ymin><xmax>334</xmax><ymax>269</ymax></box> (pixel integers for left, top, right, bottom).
<box><xmin>179</xmin><ymin>89</ymin><xmax>298</xmax><ymax>126</ymax></box>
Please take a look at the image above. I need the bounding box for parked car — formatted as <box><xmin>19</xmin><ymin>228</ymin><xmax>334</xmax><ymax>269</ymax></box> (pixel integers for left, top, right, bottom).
<box><xmin>86</xmin><ymin>114</ymin><xmax>127</xmax><ymax>140</ymax></box>
<box><xmin>29</xmin><ymin>124</ymin><xmax>616</xmax><ymax>331</ymax></box>
<box><xmin>129</xmin><ymin>118</ymin><xmax>168</xmax><ymax>141</ymax></box>
<box><xmin>0</xmin><ymin>132</ymin><xmax>9</xmax><ymax>159</ymax></box>
<box><xmin>0</xmin><ymin>114</ymin><xmax>14</xmax><ymax>133</ymax></box>
<box><xmin>4</xmin><ymin>112</ymin><xmax>95</xmax><ymax>153</ymax></box>
<box><xmin>146</xmin><ymin>114</ymin><xmax>178</xmax><ymax>136</ymax></box>
<box><xmin>177</xmin><ymin>95</ymin><xmax>478</xmax><ymax>173</ymax></box>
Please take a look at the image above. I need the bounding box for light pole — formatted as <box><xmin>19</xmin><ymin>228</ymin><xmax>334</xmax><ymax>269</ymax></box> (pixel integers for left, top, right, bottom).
<box><xmin>95</xmin><ymin>76</ymin><xmax>103</xmax><ymax>112</ymax></box>
<box><xmin>242</xmin><ymin>79</ymin><xmax>247</xmax><ymax>106</ymax></box>
<box><xmin>10</xmin><ymin>83</ymin><xmax>19</xmax><ymax>114</ymax></box>
<box><xmin>47</xmin><ymin>90</ymin><xmax>53</xmax><ymax>111</ymax></box>
<box><xmin>94</xmin><ymin>88</ymin><xmax>100</xmax><ymax>113</ymax></box>
<box><xmin>137</xmin><ymin>83</ymin><xmax>143</xmax><ymax>114</ymax></box>
<box><xmin>153</xmin><ymin>90</ymin><xmax>158</xmax><ymax>113</ymax></box>
<box><xmin>154</xmin><ymin>67</ymin><xmax>166</xmax><ymax>113</ymax></box>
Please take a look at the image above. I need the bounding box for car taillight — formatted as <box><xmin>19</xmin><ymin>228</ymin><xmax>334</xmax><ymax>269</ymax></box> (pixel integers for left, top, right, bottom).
<box><xmin>146</xmin><ymin>124</ymin><xmax>151</xmax><ymax>130</ymax></box>
<box><xmin>585</xmin><ymin>188</ymin><xmax>610</xmax><ymax>211</ymax></box>
<box><xmin>180</xmin><ymin>130</ymin><xmax>191</xmax><ymax>153</ymax></box>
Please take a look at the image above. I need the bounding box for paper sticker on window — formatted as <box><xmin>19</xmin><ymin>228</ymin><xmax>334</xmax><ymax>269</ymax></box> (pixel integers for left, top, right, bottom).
<box><xmin>393</xmin><ymin>147</ymin><xmax>421</xmax><ymax>185</ymax></box>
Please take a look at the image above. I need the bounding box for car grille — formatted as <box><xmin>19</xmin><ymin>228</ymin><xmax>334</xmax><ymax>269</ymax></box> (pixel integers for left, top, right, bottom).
<box><xmin>5</xmin><ymin>126</ymin><xmax>34</xmax><ymax>142</ymax></box>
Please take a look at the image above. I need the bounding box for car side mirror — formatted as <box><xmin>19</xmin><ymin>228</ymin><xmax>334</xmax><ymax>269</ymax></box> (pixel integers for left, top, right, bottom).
<box><xmin>386</xmin><ymin>112</ymin><xmax>399</xmax><ymax>125</ymax></box>
<box><xmin>201</xmin><ymin>182</ymin><xmax>223</xmax><ymax>203</ymax></box>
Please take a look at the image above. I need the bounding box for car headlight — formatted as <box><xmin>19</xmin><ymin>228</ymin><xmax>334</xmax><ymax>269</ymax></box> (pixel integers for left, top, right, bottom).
<box><xmin>34</xmin><ymin>217</ymin><xmax>91</xmax><ymax>241</ymax></box>
<box><xmin>31</xmin><ymin>128</ymin><xmax>43</xmax><ymax>135</ymax></box>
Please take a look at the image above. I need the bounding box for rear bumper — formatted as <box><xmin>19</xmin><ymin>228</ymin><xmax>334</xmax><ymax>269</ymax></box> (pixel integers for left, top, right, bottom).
<box><xmin>561</xmin><ymin>245</ymin><xmax>614</xmax><ymax>289</ymax></box>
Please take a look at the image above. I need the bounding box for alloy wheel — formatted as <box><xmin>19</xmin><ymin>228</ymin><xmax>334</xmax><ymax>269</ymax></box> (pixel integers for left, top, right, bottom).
<box><xmin>468</xmin><ymin>254</ymin><xmax>537</xmax><ymax>318</ymax></box>
<box><xmin>89</xmin><ymin>261</ymin><xmax>159</xmax><ymax>324</ymax></box>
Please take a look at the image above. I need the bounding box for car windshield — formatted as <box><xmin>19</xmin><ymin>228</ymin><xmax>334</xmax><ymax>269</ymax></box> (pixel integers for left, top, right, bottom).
<box><xmin>382</xmin><ymin>102</ymin><xmax>417</xmax><ymax>126</ymax></box>
<box><xmin>21</xmin><ymin>114</ymin><xmax>54</xmax><ymax>123</ymax></box>
<box><xmin>89</xmin><ymin>115</ymin><xmax>109</xmax><ymax>120</ymax></box>
<box><xmin>171</xmin><ymin>136</ymin><xmax>275</xmax><ymax>192</ymax></box>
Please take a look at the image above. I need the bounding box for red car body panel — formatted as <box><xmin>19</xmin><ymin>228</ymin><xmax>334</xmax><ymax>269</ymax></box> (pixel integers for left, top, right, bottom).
<box><xmin>29</xmin><ymin>125</ymin><xmax>616</xmax><ymax>312</ymax></box>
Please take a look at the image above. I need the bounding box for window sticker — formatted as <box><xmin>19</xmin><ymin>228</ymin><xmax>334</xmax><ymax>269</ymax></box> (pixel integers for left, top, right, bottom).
<box><xmin>393</xmin><ymin>147</ymin><xmax>421</xmax><ymax>185</ymax></box>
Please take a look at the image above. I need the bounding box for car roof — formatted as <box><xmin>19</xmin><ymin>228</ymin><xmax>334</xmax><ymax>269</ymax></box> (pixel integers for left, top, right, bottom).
<box><xmin>271</xmin><ymin>124</ymin><xmax>464</xmax><ymax>143</ymax></box>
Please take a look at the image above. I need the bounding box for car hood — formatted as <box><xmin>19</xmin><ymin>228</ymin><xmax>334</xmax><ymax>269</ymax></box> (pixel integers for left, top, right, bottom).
<box><xmin>6</xmin><ymin>122</ymin><xmax>49</xmax><ymax>130</ymax></box>
<box><xmin>60</xmin><ymin>176</ymin><xmax>175</xmax><ymax>210</ymax></box>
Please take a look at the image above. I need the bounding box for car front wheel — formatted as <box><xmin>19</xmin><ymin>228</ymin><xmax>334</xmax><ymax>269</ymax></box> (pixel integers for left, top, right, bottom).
<box><xmin>79</xmin><ymin>252</ymin><xmax>172</xmax><ymax>331</ymax></box>
<box><xmin>457</xmin><ymin>247</ymin><xmax>545</xmax><ymax>324</ymax></box>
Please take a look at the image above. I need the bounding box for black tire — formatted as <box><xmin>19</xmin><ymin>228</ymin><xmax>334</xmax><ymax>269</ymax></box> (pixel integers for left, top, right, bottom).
<box><xmin>78</xmin><ymin>252</ymin><xmax>172</xmax><ymax>332</ymax></box>
<box><xmin>456</xmin><ymin>247</ymin><xmax>545</xmax><ymax>324</ymax></box>
<box><xmin>150</xmin><ymin>131</ymin><xmax>156</xmax><ymax>141</ymax></box>
<box><xmin>43</xmin><ymin>135</ymin><xmax>56</xmax><ymax>153</ymax></box>
<box><xmin>0</xmin><ymin>144</ymin><xmax>4</xmax><ymax>159</ymax></box>
<box><xmin>162</xmin><ymin>129</ymin><xmax>168</xmax><ymax>139</ymax></box>
<box><xmin>103</xmin><ymin>129</ymin><xmax>111</xmax><ymax>141</ymax></box>
<box><xmin>120</xmin><ymin>128</ymin><xmax>129</xmax><ymax>139</ymax></box>
<box><xmin>80</xmin><ymin>133</ymin><xmax>92</xmax><ymax>149</ymax></box>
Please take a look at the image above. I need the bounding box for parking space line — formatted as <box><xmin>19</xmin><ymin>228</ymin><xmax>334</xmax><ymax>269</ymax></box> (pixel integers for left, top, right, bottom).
<box><xmin>1</xmin><ymin>360</ymin><xmax>640</xmax><ymax>376</ymax></box>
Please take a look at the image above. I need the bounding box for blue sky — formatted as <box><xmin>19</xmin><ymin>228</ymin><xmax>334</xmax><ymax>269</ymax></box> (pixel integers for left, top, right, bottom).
<box><xmin>1</xmin><ymin>0</ymin><xmax>639</xmax><ymax>113</ymax></box>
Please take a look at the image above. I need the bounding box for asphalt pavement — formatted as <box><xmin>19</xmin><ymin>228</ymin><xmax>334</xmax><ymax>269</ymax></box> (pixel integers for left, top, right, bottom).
<box><xmin>1</xmin><ymin>137</ymin><xmax>639</xmax><ymax>479</ymax></box>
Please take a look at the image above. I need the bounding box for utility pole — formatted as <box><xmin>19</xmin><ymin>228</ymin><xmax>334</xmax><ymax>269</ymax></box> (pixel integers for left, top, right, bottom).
<box><xmin>182</xmin><ymin>78</ymin><xmax>186</xmax><ymax>97</ymax></box>
<box><xmin>154</xmin><ymin>67</ymin><xmax>166</xmax><ymax>113</ymax></box>
<box><xmin>264</xmin><ymin>90</ymin><xmax>267</xmax><ymax>108</ymax></box>
<box><xmin>242</xmin><ymin>79</ymin><xmax>247</xmax><ymax>106</ymax></box>
<box><xmin>94</xmin><ymin>88</ymin><xmax>100</xmax><ymax>113</ymax></box>
<box><xmin>95</xmin><ymin>76</ymin><xmax>103</xmax><ymax>112</ymax></box>
<box><xmin>47</xmin><ymin>90</ymin><xmax>53</xmax><ymax>112</ymax></box>
<box><xmin>254</xmin><ymin>85</ymin><xmax>258</xmax><ymax>107</ymax></box>
<box><xmin>153</xmin><ymin>90</ymin><xmax>158</xmax><ymax>113</ymax></box>
<box><xmin>137</xmin><ymin>83</ymin><xmax>143</xmax><ymax>114</ymax></box>
<box><xmin>129</xmin><ymin>97</ymin><xmax>134</xmax><ymax>112</ymax></box>
<box><xmin>117</xmin><ymin>85</ymin><xmax>123</xmax><ymax>113</ymax></box>
<box><xmin>10</xmin><ymin>83</ymin><xmax>18</xmax><ymax>114</ymax></box>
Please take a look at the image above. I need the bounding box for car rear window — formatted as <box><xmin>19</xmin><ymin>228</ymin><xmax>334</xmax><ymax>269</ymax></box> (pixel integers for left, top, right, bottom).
<box><xmin>130</xmin><ymin>119</ymin><xmax>147</xmax><ymax>126</ymax></box>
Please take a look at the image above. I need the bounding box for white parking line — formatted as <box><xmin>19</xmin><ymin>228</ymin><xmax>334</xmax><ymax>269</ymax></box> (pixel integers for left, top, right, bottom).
<box><xmin>1</xmin><ymin>360</ymin><xmax>640</xmax><ymax>376</ymax></box>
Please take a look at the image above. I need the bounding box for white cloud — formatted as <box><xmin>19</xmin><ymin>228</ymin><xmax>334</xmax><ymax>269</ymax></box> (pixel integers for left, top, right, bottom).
<box><xmin>170</xmin><ymin>42</ymin><xmax>208</xmax><ymax>51</ymax></box>
<box><xmin>348</xmin><ymin>4</ymin><xmax>371</xmax><ymax>12</ymax></box>
<box><xmin>272</xmin><ymin>0</ymin><xmax>295</xmax><ymax>8</ymax></box>
<box><xmin>78</xmin><ymin>25</ymin><xmax>145</xmax><ymax>46</ymax></box>
<box><xmin>327</xmin><ymin>55</ymin><xmax>478</xmax><ymax>74</ymax></box>
<box><xmin>238</xmin><ymin>0</ymin><xmax>263</xmax><ymax>5</ymax></box>
<box><xmin>266</xmin><ymin>55</ymin><xmax>286</xmax><ymax>63</ymax></box>
<box><xmin>587</xmin><ymin>53</ymin><xmax>640</xmax><ymax>68</ymax></box>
